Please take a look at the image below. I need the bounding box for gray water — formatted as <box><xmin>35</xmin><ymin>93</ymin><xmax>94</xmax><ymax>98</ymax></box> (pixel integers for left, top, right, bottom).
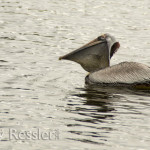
<box><xmin>0</xmin><ymin>0</ymin><xmax>150</xmax><ymax>149</ymax></box>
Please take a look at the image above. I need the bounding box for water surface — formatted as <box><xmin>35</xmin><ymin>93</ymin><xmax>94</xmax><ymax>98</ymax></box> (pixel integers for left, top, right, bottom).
<box><xmin>0</xmin><ymin>0</ymin><xmax>150</xmax><ymax>149</ymax></box>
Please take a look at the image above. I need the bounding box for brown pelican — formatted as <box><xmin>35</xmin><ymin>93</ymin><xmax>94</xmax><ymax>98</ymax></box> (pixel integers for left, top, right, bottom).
<box><xmin>59</xmin><ymin>34</ymin><xmax>150</xmax><ymax>89</ymax></box>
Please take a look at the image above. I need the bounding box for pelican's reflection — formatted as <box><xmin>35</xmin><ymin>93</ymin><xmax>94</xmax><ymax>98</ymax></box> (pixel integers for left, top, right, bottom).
<box><xmin>66</xmin><ymin>86</ymin><xmax>127</xmax><ymax>124</ymax></box>
<box><xmin>66</xmin><ymin>86</ymin><xmax>150</xmax><ymax>144</ymax></box>
<box><xmin>67</xmin><ymin>85</ymin><xmax>150</xmax><ymax>122</ymax></box>
<box><xmin>65</xmin><ymin>86</ymin><xmax>122</xmax><ymax>144</ymax></box>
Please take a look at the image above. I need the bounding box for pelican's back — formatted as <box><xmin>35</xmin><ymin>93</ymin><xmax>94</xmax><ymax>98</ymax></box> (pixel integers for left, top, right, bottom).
<box><xmin>87</xmin><ymin>62</ymin><xmax>150</xmax><ymax>87</ymax></box>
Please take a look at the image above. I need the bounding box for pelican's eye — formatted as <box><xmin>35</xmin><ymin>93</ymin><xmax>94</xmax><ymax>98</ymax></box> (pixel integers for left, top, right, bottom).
<box><xmin>97</xmin><ymin>35</ymin><xmax>105</xmax><ymax>41</ymax></box>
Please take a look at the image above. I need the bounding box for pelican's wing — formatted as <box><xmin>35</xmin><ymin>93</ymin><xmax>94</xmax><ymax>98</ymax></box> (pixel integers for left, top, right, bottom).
<box><xmin>88</xmin><ymin>62</ymin><xmax>150</xmax><ymax>85</ymax></box>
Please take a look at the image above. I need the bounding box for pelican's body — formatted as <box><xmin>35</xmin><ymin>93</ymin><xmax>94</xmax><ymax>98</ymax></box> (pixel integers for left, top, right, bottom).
<box><xmin>59</xmin><ymin>34</ymin><xmax>150</xmax><ymax>89</ymax></box>
<box><xmin>85</xmin><ymin>62</ymin><xmax>150</xmax><ymax>88</ymax></box>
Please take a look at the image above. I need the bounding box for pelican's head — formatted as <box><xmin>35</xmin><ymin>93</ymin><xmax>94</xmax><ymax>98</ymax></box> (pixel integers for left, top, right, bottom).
<box><xmin>59</xmin><ymin>33</ymin><xmax>120</xmax><ymax>72</ymax></box>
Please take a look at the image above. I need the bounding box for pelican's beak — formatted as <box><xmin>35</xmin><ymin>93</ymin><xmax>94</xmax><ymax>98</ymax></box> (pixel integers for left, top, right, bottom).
<box><xmin>59</xmin><ymin>34</ymin><xmax>120</xmax><ymax>72</ymax></box>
